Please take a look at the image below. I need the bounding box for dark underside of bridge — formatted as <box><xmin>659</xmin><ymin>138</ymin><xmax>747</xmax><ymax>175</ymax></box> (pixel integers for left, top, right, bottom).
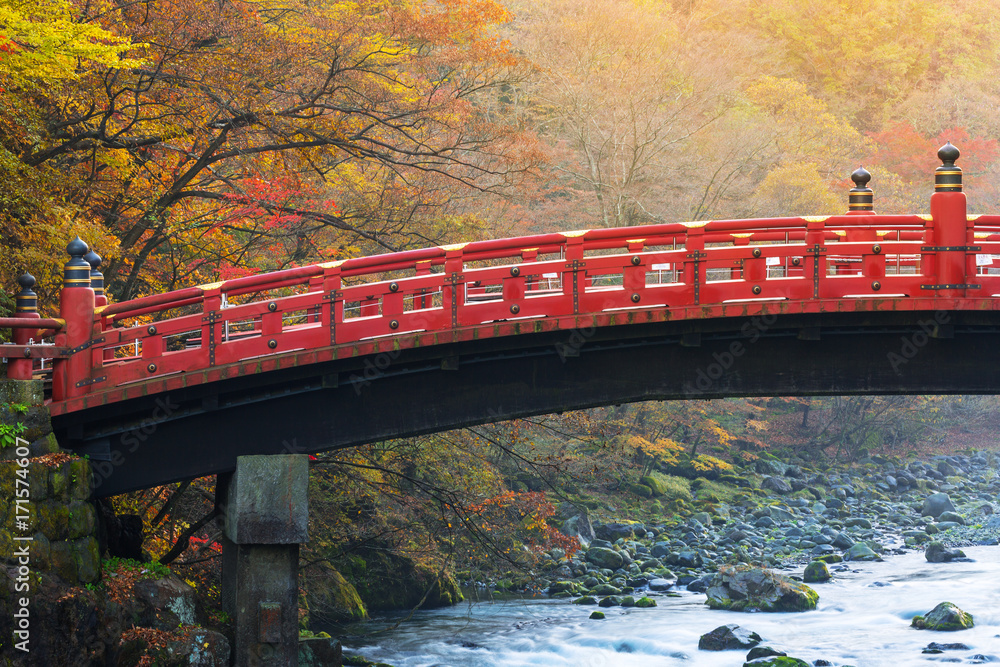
<box><xmin>56</xmin><ymin>310</ymin><xmax>1000</xmax><ymax>496</ymax></box>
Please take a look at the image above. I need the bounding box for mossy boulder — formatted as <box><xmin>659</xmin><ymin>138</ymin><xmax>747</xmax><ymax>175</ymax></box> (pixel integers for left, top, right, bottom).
<box><xmin>925</xmin><ymin>541</ymin><xmax>968</xmax><ymax>563</ymax></box>
<box><xmin>742</xmin><ymin>658</ymin><xmax>809</xmax><ymax>667</ymax></box>
<box><xmin>589</xmin><ymin>611</ymin><xmax>605</xmax><ymax>619</ymax></box>
<box><xmin>640</xmin><ymin>475</ymin><xmax>666</xmax><ymax>496</ymax></box>
<box><xmin>336</xmin><ymin>549</ymin><xmax>462</xmax><ymax>612</ymax></box>
<box><xmin>698</xmin><ymin>624</ymin><xmax>762</xmax><ymax>651</ymax></box>
<box><xmin>843</xmin><ymin>543</ymin><xmax>880</xmax><ymax>562</ymax></box>
<box><xmin>629</xmin><ymin>483</ymin><xmax>653</xmax><ymax>498</ymax></box>
<box><xmin>305</xmin><ymin>563</ymin><xmax>368</xmax><ymax>625</ymax></box>
<box><xmin>706</xmin><ymin>565</ymin><xmax>818</xmax><ymax>612</ymax></box>
<box><xmin>802</xmin><ymin>560</ymin><xmax>831</xmax><ymax>583</ymax></box>
<box><xmin>585</xmin><ymin>547</ymin><xmax>624</xmax><ymax>570</ymax></box>
<box><xmin>634</xmin><ymin>596</ymin><xmax>657</xmax><ymax>608</ymax></box>
<box><xmin>911</xmin><ymin>602</ymin><xmax>974</xmax><ymax>631</ymax></box>
<box><xmin>573</xmin><ymin>596</ymin><xmax>597</xmax><ymax>605</ymax></box>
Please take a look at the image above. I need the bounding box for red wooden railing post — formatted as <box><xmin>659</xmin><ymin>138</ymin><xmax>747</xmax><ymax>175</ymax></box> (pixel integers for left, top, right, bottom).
<box><xmin>443</xmin><ymin>244</ymin><xmax>466</xmax><ymax>327</ymax></box>
<box><xmin>805</xmin><ymin>218</ymin><xmax>826</xmax><ymax>298</ymax></box>
<box><xmin>52</xmin><ymin>237</ymin><xmax>96</xmax><ymax>401</ymax></box>
<box><xmin>561</xmin><ymin>233</ymin><xmax>585</xmax><ymax>315</ymax></box>
<box><xmin>929</xmin><ymin>143</ymin><xmax>968</xmax><ymax>298</ymax></box>
<box><xmin>319</xmin><ymin>261</ymin><xmax>344</xmax><ymax>345</ymax></box>
<box><xmin>684</xmin><ymin>225</ymin><xmax>706</xmax><ymax>305</ymax></box>
<box><xmin>8</xmin><ymin>274</ymin><xmax>40</xmax><ymax>380</ymax></box>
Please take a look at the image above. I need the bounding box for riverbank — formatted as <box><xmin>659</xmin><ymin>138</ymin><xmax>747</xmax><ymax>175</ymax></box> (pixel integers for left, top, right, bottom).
<box><xmin>341</xmin><ymin>450</ymin><xmax>1000</xmax><ymax>666</ymax></box>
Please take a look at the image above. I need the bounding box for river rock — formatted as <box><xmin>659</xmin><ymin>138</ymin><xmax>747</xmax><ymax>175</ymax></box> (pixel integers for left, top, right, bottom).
<box><xmin>937</xmin><ymin>511</ymin><xmax>965</xmax><ymax>525</ymax></box>
<box><xmin>924</xmin><ymin>541</ymin><xmax>968</xmax><ymax>563</ymax></box>
<box><xmin>591</xmin><ymin>583</ymin><xmax>621</xmax><ymax>595</ymax></box>
<box><xmin>648</xmin><ymin>578</ymin><xmax>673</xmax><ymax>591</ymax></box>
<box><xmin>912</xmin><ymin>602</ymin><xmax>974</xmax><ymax>631</ymax></box>
<box><xmin>561</xmin><ymin>514</ymin><xmax>596</xmax><ymax>542</ymax></box>
<box><xmin>923</xmin><ymin>642</ymin><xmax>971</xmax><ymax>653</ymax></box>
<box><xmin>594</xmin><ymin>522</ymin><xmax>645</xmax><ymax>541</ymax></box>
<box><xmin>831</xmin><ymin>532</ymin><xmax>855</xmax><ymax>550</ymax></box>
<box><xmin>585</xmin><ymin>547</ymin><xmax>624</xmax><ymax>570</ymax></box>
<box><xmin>676</xmin><ymin>549</ymin><xmax>703</xmax><ymax>568</ymax></box>
<box><xmin>698</xmin><ymin>624</ymin><xmax>762</xmax><ymax>651</ymax></box>
<box><xmin>803</xmin><ymin>560</ymin><xmax>831</xmax><ymax>583</ymax></box>
<box><xmin>761</xmin><ymin>476</ymin><xmax>793</xmax><ymax>494</ymax></box>
<box><xmin>742</xmin><ymin>658</ymin><xmax>809</xmax><ymax>666</ymax></box>
<box><xmin>746</xmin><ymin>646</ymin><xmax>786</xmax><ymax>661</ymax></box>
<box><xmin>843</xmin><ymin>543</ymin><xmax>879</xmax><ymax>562</ymax></box>
<box><xmin>921</xmin><ymin>493</ymin><xmax>957</xmax><ymax>518</ymax></box>
<box><xmin>706</xmin><ymin>565</ymin><xmax>818</xmax><ymax>612</ymax></box>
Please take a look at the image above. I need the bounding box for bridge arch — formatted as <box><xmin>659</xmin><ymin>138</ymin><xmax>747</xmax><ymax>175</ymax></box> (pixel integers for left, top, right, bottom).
<box><xmin>3</xmin><ymin>143</ymin><xmax>1000</xmax><ymax>495</ymax></box>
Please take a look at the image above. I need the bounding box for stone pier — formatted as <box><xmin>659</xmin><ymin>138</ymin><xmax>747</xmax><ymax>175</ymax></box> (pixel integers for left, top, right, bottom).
<box><xmin>220</xmin><ymin>454</ymin><xmax>308</xmax><ymax>666</ymax></box>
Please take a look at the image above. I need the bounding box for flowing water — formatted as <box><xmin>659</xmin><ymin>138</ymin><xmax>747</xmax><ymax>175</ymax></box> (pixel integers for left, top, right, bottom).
<box><xmin>340</xmin><ymin>546</ymin><xmax>1000</xmax><ymax>666</ymax></box>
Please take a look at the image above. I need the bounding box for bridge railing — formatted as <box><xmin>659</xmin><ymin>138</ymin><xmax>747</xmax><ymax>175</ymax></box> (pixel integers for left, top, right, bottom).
<box><xmin>6</xmin><ymin>143</ymin><xmax>1000</xmax><ymax>411</ymax></box>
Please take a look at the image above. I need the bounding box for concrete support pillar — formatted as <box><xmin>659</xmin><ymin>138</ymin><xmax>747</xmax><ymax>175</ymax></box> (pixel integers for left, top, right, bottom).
<box><xmin>220</xmin><ymin>455</ymin><xmax>308</xmax><ymax>667</ymax></box>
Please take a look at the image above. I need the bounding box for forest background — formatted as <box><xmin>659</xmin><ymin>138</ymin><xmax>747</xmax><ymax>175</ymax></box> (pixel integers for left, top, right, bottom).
<box><xmin>4</xmin><ymin>0</ymin><xmax>1000</xmax><ymax>626</ymax></box>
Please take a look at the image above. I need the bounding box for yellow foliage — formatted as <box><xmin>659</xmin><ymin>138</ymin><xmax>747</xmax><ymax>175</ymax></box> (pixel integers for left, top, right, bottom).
<box><xmin>0</xmin><ymin>0</ymin><xmax>142</xmax><ymax>86</ymax></box>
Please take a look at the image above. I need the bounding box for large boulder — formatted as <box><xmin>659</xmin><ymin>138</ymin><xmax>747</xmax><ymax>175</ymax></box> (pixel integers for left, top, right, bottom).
<box><xmin>760</xmin><ymin>476</ymin><xmax>793</xmax><ymax>494</ymax></box>
<box><xmin>561</xmin><ymin>514</ymin><xmax>596</xmax><ymax>542</ymax></box>
<box><xmin>698</xmin><ymin>624</ymin><xmax>762</xmax><ymax>651</ymax></box>
<box><xmin>937</xmin><ymin>511</ymin><xmax>965</xmax><ymax>525</ymax></box>
<box><xmin>912</xmin><ymin>602</ymin><xmax>974</xmax><ymax>631</ymax></box>
<box><xmin>594</xmin><ymin>522</ymin><xmax>645</xmax><ymax>541</ymax></box>
<box><xmin>585</xmin><ymin>547</ymin><xmax>624</xmax><ymax>570</ymax></box>
<box><xmin>132</xmin><ymin>576</ymin><xmax>204</xmax><ymax>631</ymax></box>
<box><xmin>802</xmin><ymin>560</ymin><xmax>831</xmax><ymax>583</ymax></box>
<box><xmin>705</xmin><ymin>565</ymin><xmax>818</xmax><ymax>612</ymax></box>
<box><xmin>336</xmin><ymin>549</ymin><xmax>462</xmax><ymax>612</ymax></box>
<box><xmin>924</xmin><ymin>541</ymin><xmax>968</xmax><ymax>563</ymax></box>
<box><xmin>304</xmin><ymin>563</ymin><xmax>368</xmax><ymax>625</ymax></box>
<box><xmin>558</xmin><ymin>503</ymin><xmax>596</xmax><ymax>542</ymax></box>
<box><xmin>921</xmin><ymin>493</ymin><xmax>957</xmax><ymax>518</ymax></box>
<box><xmin>843</xmin><ymin>543</ymin><xmax>880</xmax><ymax>562</ymax></box>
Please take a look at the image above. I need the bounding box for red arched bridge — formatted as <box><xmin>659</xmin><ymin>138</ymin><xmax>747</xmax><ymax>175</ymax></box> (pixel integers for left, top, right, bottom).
<box><xmin>6</xmin><ymin>143</ymin><xmax>1000</xmax><ymax>496</ymax></box>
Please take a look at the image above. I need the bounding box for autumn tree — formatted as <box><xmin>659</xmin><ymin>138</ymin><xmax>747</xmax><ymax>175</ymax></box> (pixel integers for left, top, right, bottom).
<box><xmin>2</xmin><ymin>0</ymin><xmax>539</xmax><ymax>301</ymax></box>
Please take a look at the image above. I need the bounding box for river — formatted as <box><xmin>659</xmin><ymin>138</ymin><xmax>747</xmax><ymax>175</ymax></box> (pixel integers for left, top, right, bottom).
<box><xmin>340</xmin><ymin>545</ymin><xmax>1000</xmax><ymax>666</ymax></box>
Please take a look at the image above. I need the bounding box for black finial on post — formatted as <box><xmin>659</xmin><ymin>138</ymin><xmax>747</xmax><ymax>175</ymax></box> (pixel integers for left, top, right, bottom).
<box><xmin>935</xmin><ymin>142</ymin><xmax>962</xmax><ymax>192</ymax></box>
<box><xmin>85</xmin><ymin>250</ymin><xmax>104</xmax><ymax>297</ymax></box>
<box><xmin>63</xmin><ymin>236</ymin><xmax>92</xmax><ymax>288</ymax></box>
<box><xmin>849</xmin><ymin>166</ymin><xmax>873</xmax><ymax>212</ymax></box>
<box><xmin>15</xmin><ymin>273</ymin><xmax>37</xmax><ymax>313</ymax></box>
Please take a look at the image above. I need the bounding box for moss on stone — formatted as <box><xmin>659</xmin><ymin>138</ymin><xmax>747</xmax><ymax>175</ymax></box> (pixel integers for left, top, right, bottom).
<box><xmin>630</xmin><ymin>483</ymin><xmax>653</xmax><ymax>498</ymax></box>
<box><xmin>742</xmin><ymin>658</ymin><xmax>810</xmax><ymax>667</ymax></box>
<box><xmin>337</xmin><ymin>549</ymin><xmax>463</xmax><ymax>612</ymax></box>
<box><xmin>306</xmin><ymin>565</ymin><xmax>368</xmax><ymax>624</ymax></box>
<box><xmin>911</xmin><ymin>602</ymin><xmax>974</xmax><ymax>631</ymax></box>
